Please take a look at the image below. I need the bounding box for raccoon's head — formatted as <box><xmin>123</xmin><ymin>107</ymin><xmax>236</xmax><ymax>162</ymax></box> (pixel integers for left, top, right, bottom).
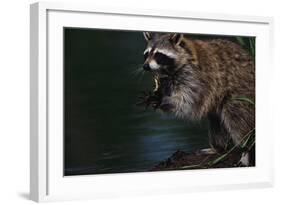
<box><xmin>143</xmin><ymin>32</ymin><xmax>186</xmax><ymax>72</ymax></box>
<box><xmin>143</xmin><ymin>32</ymin><xmax>201</xmax><ymax>118</ymax></box>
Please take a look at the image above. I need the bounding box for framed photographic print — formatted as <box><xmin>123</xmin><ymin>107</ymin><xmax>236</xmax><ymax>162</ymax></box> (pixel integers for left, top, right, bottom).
<box><xmin>30</xmin><ymin>2</ymin><xmax>274</xmax><ymax>202</ymax></box>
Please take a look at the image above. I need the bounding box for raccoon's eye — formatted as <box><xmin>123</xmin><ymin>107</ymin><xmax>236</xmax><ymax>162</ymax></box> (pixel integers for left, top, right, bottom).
<box><xmin>144</xmin><ymin>52</ymin><xmax>149</xmax><ymax>60</ymax></box>
<box><xmin>154</xmin><ymin>52</ymin><xmax>175</xmax><ymax>66</ymax></box>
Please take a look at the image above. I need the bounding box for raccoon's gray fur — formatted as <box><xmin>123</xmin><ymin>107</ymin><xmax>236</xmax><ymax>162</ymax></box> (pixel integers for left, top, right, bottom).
<box><xmin>142</xmin><ymin>32</ymin><xmax>255</xmax><ymax>165</ymax></box>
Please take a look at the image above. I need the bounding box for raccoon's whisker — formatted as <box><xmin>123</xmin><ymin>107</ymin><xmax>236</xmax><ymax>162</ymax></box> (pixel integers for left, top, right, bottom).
<box><xmin>130</xmin><ymin>66</ymin><xmax>143</xmax><ymax>75</ymax></box>
<box><xmin>131</xmin><ymin>66</ymin><xmax>146</xmax><ymax>82</ymax></box>
<box><xmin>130</xmin><ymin>65</ymin><xmax>145</xmax><ymax>80</ymax></box>
<box><xmin>138</xmin><ymin>69</ymin><xmax>146</xmax><ymax>82</ymax></box>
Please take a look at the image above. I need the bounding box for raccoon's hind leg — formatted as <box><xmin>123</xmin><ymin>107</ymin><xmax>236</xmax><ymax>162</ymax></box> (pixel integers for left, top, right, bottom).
<box><xmin>208</xmin><ymin>113</ymin><xmax>231</xmax><ymax>153</ymax></box>
<box><xmin>221</xmin><ymin>102</ymin><xmax>255</xmax><ymax>166</ymax></box>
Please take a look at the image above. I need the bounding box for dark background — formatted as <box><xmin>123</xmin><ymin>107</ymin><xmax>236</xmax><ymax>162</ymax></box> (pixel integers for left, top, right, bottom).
<box><xmin>64</xmin><ymin>28</ymin><xmax>254</xmax><ymax>175</ymax></box>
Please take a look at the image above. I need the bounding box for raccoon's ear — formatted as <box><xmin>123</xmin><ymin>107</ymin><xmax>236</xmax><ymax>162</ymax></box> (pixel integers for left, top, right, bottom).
<box><xmin>170</xmin><ymin>33</ymin><xmax>184</xmax><ymax>45</ymax></box>
<box><xmin>143</xmin><ymin>32</ymin><xmax>152</xmax><ymax>41</ymax></box>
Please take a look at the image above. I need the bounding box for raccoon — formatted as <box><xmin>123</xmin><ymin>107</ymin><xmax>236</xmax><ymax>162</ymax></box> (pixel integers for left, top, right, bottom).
<box><xmin>141</xmin><ymin>32</ymin><xmax>255</xmax><ymax>166</ymax></box>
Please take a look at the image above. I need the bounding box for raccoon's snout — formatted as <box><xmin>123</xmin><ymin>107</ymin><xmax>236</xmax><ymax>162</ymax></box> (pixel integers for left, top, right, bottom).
<box><xmin>143</xmin><ymin>63</ymin><xmax>151</xmax><ymax>71</ymax></box>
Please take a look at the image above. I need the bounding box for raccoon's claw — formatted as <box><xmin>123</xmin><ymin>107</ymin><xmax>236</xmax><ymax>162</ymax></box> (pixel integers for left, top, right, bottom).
<box><xmin>136</xmin><ymin>91</ymin><xmax>161</xmax><ymax>110</ymax></box>
<box><xmin>136</xmin><ymin>92</ymin><xmax>150</xmax><ymax>108</ymax></box>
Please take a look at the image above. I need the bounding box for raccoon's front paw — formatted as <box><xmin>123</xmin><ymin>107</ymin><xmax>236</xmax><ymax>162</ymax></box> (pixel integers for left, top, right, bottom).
<box><xmin>158</xmin><ymin>97</ymin><xmax>176</xmax><ymax>112</ymax></box>
<box><xmin>136</xmin><ymin>91</ymin><xmax>161</xmax><ymax>109</ymax></box>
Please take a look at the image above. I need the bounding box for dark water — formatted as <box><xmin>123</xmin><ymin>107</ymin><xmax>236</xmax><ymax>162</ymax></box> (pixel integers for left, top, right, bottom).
<box><xmin>64</xmin><ymin>28</ymin><xmax>209</xmax><ymax>176</ymax></box>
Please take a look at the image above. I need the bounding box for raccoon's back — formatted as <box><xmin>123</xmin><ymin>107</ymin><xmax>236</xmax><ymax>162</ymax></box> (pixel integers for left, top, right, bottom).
<box><xmin>196</xmin><ymin>38</ymin><xmax>255</xmax><ymax>98</ymax></box>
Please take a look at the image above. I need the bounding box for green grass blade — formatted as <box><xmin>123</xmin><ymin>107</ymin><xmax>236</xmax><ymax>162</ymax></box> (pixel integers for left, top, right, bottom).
<box><xmin>209</xmin><ymin>153</ymin><xmax>228</xmax><ymax>166</ymax></box>
<box><xmin>249</xmin><ymin>38</ymin><xmax>255</xmax><ymax>57</ymax></box>
<box><xmin>236</xmin><ymin>37</ymin><xmax>246</xmax><ymax>46</ymax></box>
<box><xmin>180</xmin><ymin>164</ymin><xmax>201</xmax><ymax>169</ymax></box>
<box><xmin>232</xmin><ymin>97</ymin><xmax>255</xmax><ymax>105</ymax></box>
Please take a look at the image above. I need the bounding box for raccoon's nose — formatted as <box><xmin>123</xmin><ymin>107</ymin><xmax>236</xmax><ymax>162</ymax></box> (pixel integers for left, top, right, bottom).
<box><xmin>143</xmin><ymin>63</ymin><xmax>151</xmax><ymax>71</ymax></box>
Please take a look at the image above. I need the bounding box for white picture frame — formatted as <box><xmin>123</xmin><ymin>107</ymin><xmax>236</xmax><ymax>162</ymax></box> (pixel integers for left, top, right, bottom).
<box><xmin>30</xmin><ymin>2</ymin><xmax>274</xmax><ymax>202</ymax></box>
